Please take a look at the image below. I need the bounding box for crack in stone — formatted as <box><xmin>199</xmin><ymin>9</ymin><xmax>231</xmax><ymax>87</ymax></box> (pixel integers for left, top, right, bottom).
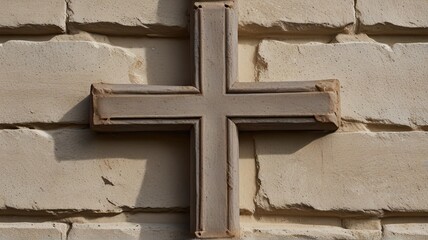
<box><xmin>101</xmin><ymin>177</ymin><xmax>115</xmax><ymax>186</ymax></box>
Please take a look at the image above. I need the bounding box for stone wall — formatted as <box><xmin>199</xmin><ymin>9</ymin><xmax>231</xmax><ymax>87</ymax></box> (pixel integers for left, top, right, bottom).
<box><xmin>0</xmin><ymin>0</ymin><xmax>427</xmax><ymax>239</ymax></box>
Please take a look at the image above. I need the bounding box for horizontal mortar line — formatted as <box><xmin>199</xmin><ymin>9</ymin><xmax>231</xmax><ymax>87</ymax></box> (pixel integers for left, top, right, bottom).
<box><xmin>0</xmin><ymin>207</ymin><xmax>190</xmax><ymax>218</ymax></box>
<box><xmin>1</xmin><ymin>34</ymin><xmax>426</xmax><ymax>45</ymax></box>
<box><xmin>240</xmin><ymin>34</ymin><xmax>428</xmax><ymax>43</ymax></box>
<box><xmin>7</xmin><ymin>215</ymin><xmax>421</xmax><ymax>225</ymax></box>
<box><xmin>0</xmin><ymin>123</ymin><xmax>90</xmax><ymax>131</ymax></box>
<box><xmin>253</xmin><ymin>209</ymin><xmax>428</xmax><ymax>218</ymax></box>
<box><xmin>341</xmin><ymin>120</ymin><xmax>427</xmax><ymax>132</ymax></box>
<box><xmin>64</xmin><ymin>24</ymin><xmax>191</xmax><ymax>38</ymax></box>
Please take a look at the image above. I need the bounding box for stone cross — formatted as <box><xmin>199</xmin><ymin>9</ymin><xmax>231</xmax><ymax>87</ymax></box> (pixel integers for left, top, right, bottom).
<box><xmin>90</xmin><ymin>0</ymin><xmax>340</xmax><ymax>238</ymax></box>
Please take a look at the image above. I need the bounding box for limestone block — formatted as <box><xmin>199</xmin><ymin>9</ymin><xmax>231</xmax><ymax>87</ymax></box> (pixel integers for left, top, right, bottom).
<box><xmin>254</xmin><ymin>132</ymin><xmax>428</xmax><ymax>214</ymax></box>
<box><xmin>0</xmin><ymin>129</ymin><xmax>189</xmax><ymax>211</ymax></box>
<box><xmin>256</xmin><ymin>40</ymin><xmax>428</xmax><ymax>127</ymax></box>
<box><xmin>241</xmin><ymin>224</ymin><xmax>379</xmax><ymax>240</ymax></box>
<box><xmin>0</xmin><ymin>39</ymin><xmax>188</xmax><ymax>124</ymax></box>
<box><xmin>333</xmin><ymin>33</ymin><xmax>377</xmax><ymax>43</ymax></box>
<box><xmin>239</xmin><ymin>0</ymin><xmax>355</xmax><ymax>35</ymax></box>
<box><xmin>351</xmin><ymin>230</ymin><xmax>381</xmax><ymax>240</ymax></box>
<box><xmin>0</xmin><ymin>0</ymin><xmax>66</xmax><ymax>34</ymax></box>
<box><xmin>343</xmin><ymin>219</ymin><xmax>381</xmax><ymax>230</ymax></box>
<box><xmin>68</xmin><ymin>223</ymin><xmax>188</xmax><ymax>240</ymax></box>
<box><xmin>357</xmin><ymin>0</ymin><xmax>428</xmax><ymax>34</ymax></box>
<box><xmin>0</xmin><ymin>223</ymin><xmax>68</xmax><ymax>240</ymax></box>
<box><xmin>383</xmin><ymin>224</ymin><xmax>428</xmax><ymax>240</ymax></box>
<box><xmin>68</xmin><ymin>0</ymin><xmax>188</xmax><ymax>36</ymax></box>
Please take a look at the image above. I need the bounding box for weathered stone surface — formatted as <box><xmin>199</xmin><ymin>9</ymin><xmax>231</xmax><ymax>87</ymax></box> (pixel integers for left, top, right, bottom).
<box><xmin>69</xmin><ymin>0</ymin><xmax>355</xmax><ymax>36</ymax></box>
<box><xmin>333</xmin><ymin>33</ymin><xmax>377</xmax><ymax>43</ymax></box>
<box><xmin>383</xmin><ymin>224</ymin><xmax>428</xmax><ymax>240</ymax></box>
<box><xmin>0</xmin><ymin>39</ymin><xmax>188</xmax><ymax>124</ymax></box>
<box><xmin>254</xmin><ymin>132</ymin><xmax>428</xmax><ymax>214</ymax></box>
<box><xmin>357</xmin><ymin>0</ymin><xmax>428</xmax><ymax>34</ymax></box>
<box><xmin>68</xmin><ymin>223</ymin><xmax>188</xmax><ymax>240</ymax></box>
<box><xmin>343</xmin><ymin>219</ymin><xmax>381</xmax><ymax>230</ymax></box>
<box><xmin>68</xmin><ymin>0</ymin><xmax>188</xmax><ymax>36</ymax></box>
<box><xmin>0</xmin><ymin>129</ymin><xmax>189</xmax><ymax>211</ymax></box>
<box><xmin>0</xmin><ymin>223</ymin><xmax>68</xmax><ymax>240</ymax></box>
<box><xmin>256</xmin><ymin>41</ymin><xmax>428</xmax><ymax>127</ymax></box>
<box><xmin>0</xmin><ymin>0</ymin><xmax>66</xmax><ymax>34</ymax></box>
<box><xmin>241</xmin><ymin>224</ymin><xmax>379</xmax><ymax>240</ymax></box>
<box><xmin>351</xmin><ymin>230</ymin><xmax>381</xmax><ymax>240</ymax></box>
<box><xmin>239</xmin><ymin>0</ymin><xmax>355</xmax><ymax>35</ymax></box>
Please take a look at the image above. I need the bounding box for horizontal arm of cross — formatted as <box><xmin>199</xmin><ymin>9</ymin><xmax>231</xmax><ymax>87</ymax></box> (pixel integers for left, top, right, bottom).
<box><xmin>91</xmin><ymin>80</ymin><xmax>339</xmax><ymax>130</ymax></box>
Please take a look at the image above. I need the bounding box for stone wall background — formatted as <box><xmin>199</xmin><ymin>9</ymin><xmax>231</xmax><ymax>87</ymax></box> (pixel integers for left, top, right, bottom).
<box><xmin>0</xmin><ymin>0</ymin><xmax>427</xmax><ymax>239</ymax></box>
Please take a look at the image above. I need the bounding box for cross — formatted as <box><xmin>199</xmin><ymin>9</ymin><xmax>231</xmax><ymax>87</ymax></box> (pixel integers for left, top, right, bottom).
<box><xmin>90</xmin><ymin>0</ymin><xmax>340</xmax><ymax>238</ymax></box>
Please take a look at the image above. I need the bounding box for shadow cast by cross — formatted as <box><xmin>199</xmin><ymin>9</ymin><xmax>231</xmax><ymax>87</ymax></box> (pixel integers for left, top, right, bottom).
<box><xmin>54</xmin><ymin>112</ymin><xmax>191</xmax><ymax>235</ymax></box>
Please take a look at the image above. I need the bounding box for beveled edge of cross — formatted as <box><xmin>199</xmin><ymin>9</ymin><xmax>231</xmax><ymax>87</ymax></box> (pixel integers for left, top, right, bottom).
<box><xmin>89</xmin><ymin>0</ymin><xmax>340</xmax><ymax>239</ymax></box>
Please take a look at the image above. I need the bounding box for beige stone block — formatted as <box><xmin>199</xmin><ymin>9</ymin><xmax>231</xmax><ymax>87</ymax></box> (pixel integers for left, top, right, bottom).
<box><xmin>238</xmin><ymin>40</ymin><xmax>258</xmax><ymax>83</ymax></box>
<box><xmin>383</xmin><ymin>224</ymin><xmax>428</xmax><ymax>240</ymax></box>
<box><xmin>0</xmin><ymin>39</ymin><xmax>189</xmax><ymax>124</ymax></box>
<box><xmin>342</xmin><ymin>219</ymin><xmax>383</xmax><ymax>240</ymax></box>
<box><xmin>239</xmin><ymin>0</ymin><xmax>355</xmax><ymax>35</ymax></box>
<box><xmin>68</xmin><ymin>223</ymin><xmax>188</xmax><ymax>240</ymax></box>
<box><xmin>254</xmin><ymin>132</ymin><xmax>428</xmax><ymax>214</ymax></box>
<box><xmin>0</xmin><ymin>129</ymin><xmax>189</xmax><ymax>211</ymax></box>
<box><xmin>0</xmin><ymin>223</ymin><xmax>68</xmax><ymax>240</ymax></box>
<box><xmin>241</xmin><ymin>224</ymin><xmax>378</xmax><ymax>240</ymax></box>
<box><xmin>350</xmin><ymin>230</ymin><xmax>381</xmax><ymax>240</ymax></box>
<box><xmin>0</xmin><ymin>0</ymin><xmax>66</xmax><ymax>34</ymax></box>
<box><xmin>256</xmin><ymin>40</ymin><xmax>428</xmax><ymax>127</ymax></box>
<box><xmin>68</xmin><ymin>0</ymin><xmax>188</xmax><ymax>36</ymax></box>
<box><xmin>343</xmin><ymin>219</ymin><xmax>381</xmax><ymax>230</ymax></box>
<box><xmin>333</xmin><ymin>34</ymin><xmax>377</xmax><ymax>43</ymax></box>
<box><xmin>357</xmin><ymin>0</ymin><xmax>428</xmax><ymax>34</ymax></box>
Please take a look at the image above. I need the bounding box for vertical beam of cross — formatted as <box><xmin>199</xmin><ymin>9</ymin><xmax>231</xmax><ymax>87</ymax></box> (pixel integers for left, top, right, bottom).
<box><xmin>90</xmin><ymin>0</ymin><xmax>340</xmax><ymax>238</ymax></box>
<box><xmin>192</xmin><ymin>1</ymin><xmax>238</xmax><ymax>238</ymax></box>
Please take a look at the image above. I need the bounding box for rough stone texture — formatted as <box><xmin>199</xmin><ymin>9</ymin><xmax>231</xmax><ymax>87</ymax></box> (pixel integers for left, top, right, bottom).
<box><xmin>0</xmin><ymin>39</ymin><xmax>188</xmax><ymax>124</ymax></box>
<box><xmin>0</xmin><ymin>0</ymin><xmax>66</xmax><ymax>35</ymax></box>
<box><xmin>333</xmin><ymin>33</ymin><xmax>377</xmax><ymax>43</ymax></box>
<box><xmin>68</xmin><ymin>223</ymin><xmax>188</xmax><ymax>240</ymax></box>
<box><xmin>69</xmin><ymin>0</ymin><xmax>355</xmax><ymax>36</ymax></box>
<box><xmin>256</xmin><ymin>41</ymin><xmax>428</xmax><ymax>127</ymax></box>
<box><xmin>357</xmin><ymin>0</ymin><xmax>428</xmax><ymax>35</ymax></box>
<box><xmin>383</xmin><ymin>224</ymin><xmax>428</xmax><ymax>240</ymax></box>
<box><xmin>0</xmin><ymin>223</ymin><xmax>68</xmax><ymax>240</ymax></box>
<box><xmin>352</xmin><ymin>230</ymin><xmax>382</xmax><ymax>240</ymax></box>
<box><xmin>68</xmin><ymin>0</ymin><xmax>188</xmax><ymax>36</ymax></box>
<box><xmin>0</xmin><ymin>129</ymin><xmax>189</xmax><ymax>211</ymax></box>
<box><xmin>241</xmin><ymin>224</ymin><xmax>380</xmax><ymax>240</ymax></box>
<box><xmin>343</xmin><ymin>219</ymin><xmax>381</xmax><ymax>230</ymax></box>
<box><xmin>254</xmin><ymin>132</ymin><xmax>428</xmax><ymax>214</ymax></box>
<box><xmin>239</xmin><ymin>0</ymin><xmax>355</xmax><ymax>35</ymax></box>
